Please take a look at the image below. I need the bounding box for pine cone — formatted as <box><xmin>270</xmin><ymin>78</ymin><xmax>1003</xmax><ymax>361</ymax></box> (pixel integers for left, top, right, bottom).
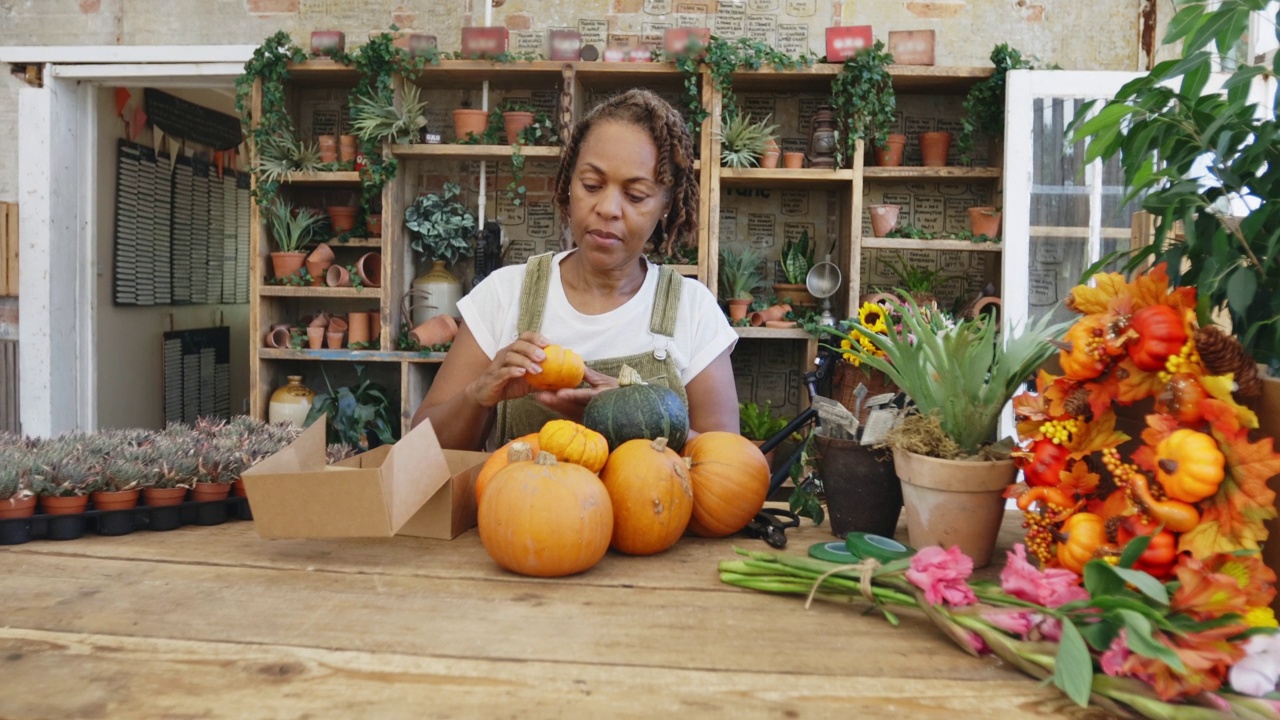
<box><xmin>1194</xmin><ymin>325</ymin><xmax>1262</xmax><ymax>397</ymax></box>
<box><xmin>1063</xmin><ymin>386</ymin><xmax>1093</xmax><ymax>421</ymax></box>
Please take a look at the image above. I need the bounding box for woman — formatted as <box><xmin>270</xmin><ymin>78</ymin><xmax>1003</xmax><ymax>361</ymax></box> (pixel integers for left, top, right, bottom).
<box><xmin>413</xmin><ymin>89</ymin><xmax>739</xmax><ymax>450</ymax></box>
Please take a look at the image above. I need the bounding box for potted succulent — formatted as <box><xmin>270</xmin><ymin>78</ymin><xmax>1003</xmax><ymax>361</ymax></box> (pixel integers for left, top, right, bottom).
<box><xmin>31</xmin><ymin>445</ymin><xmax>94</xmax><ymax>515</ymax></box>
<box><xmin>718</xmin><ymin>245</ymin><xmax>766</xmax><ymax>322</ymax></box>
<box><xmin>772</xmin><ymin>230</ymin><xmax>817</xmax><ymax>308</ymax></box>
<box><xmin>879</xmin><ymin>252</ymin><xmax>963</xmax><ymax>309</ymax></box>
<box><xmin>0</xmin><ymin>446</ymin><xmax>35</xmax><ymax>519</ymax></box>
<box><xmin>350</xmin><ymin>83</ymin><xmax>429</xmax><ymax>146</ymax></box>
<box><xmin>822</xmin><ymin>297</ymin><xmax>1066</xmax><ymax>566</ymax></box>
<box><xmin>829</xmin><ymin>40</ymin><xmax>896</xmax><ymax>169</ymax></box>
<box><xmin>718</xmin><ymin>112</ymin><xmax>778</xmax><ymax>169</ymax></box>
<box><xmin>265</xmin><ymin>199</ymin><xmax>325</xmax><ymax>280</ymax></box>
<box><xmin>405</xmin><ymin>182</ymin><xmax>478</xmax><ymax>321</ymax></box>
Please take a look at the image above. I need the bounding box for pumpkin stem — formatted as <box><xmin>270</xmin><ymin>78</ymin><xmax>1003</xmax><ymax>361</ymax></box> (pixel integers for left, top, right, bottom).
<box><xmin>507</xmin><ymin>441</ymin><xmax>534</xmax><ymax>463</ymax></box>
<box><xmin>1157</xmin><ymin>458</ymin><xmax>1178</xmax><ymax>475</ymax></box>
<box><xmin>533</xmin><ymin>451</ymin><xmax>558</xmax><ymax>466</ymax></box>
<box><xmin>617</xmin><ymin>364</ymin><xmax>646</xmax><ymax>387</ymax></box>
<box><xmin>650</xmin><ymin>437</ymin><xmax>669</xmax><ymax>452</ymax></box>
<box><xmin>1048</xmin><ymin>339</ymin><xmax>1072</xmax><ymax>353</ymax></box>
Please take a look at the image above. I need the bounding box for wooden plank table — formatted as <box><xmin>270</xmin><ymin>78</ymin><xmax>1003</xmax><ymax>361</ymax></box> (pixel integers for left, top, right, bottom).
<box><xmin>0</xmin><ymin>508</ymin><xmax>1105</xmax><ymax>718</ymax></box>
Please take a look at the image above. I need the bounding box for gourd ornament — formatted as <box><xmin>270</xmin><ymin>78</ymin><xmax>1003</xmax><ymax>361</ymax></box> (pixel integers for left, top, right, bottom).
<box><xmin>1056</xmin><ymin>512</ymin><xmax>1106</xmax><ymax>574</ymax></box>
<box><xmin>474</xmin><ymin>434</ymin><xmax>539</xmax><ymax>504</ymax></box>
<box><xmin>681</xmin><ymin>431</ymin><xmax>770</xmax><ymax>538</ymax></box>
<box><xmin>1154</xmin><ymin>373</ymin><xmax>1207</xmax><ymax>426</ymax></box>
<box><xmin>538</xmin><ymin>419</ymin><xmax>609</xmax><ymax>473</ymax></box>
<box><xmin>478</xmin><ymin>451</ymin><xmax>613</xmax><ymax>577</ymax></box>
<box><xmin>526</xmin><ymin>344</ymin><xmax>586</xmax><ymax>391</ymax></box>
<box><xmin>583</xmin><ymin>364</ymin><xmax>689</xmax><ymax>452</ymax></box>
<box><xmin>1127</xmin><ymin>304</ymin><xmax>1188</xmax><ymax>372</ymax></box>
<box><xmin>1023</xmin><ymin>438</ymin><xmax>1070</xmax><ymax>488</ymax></box>
<box><xmin>598</xmin><ymin>437</ymin><xmax>693</xmax><ymax>555</ymax></box>
<box><xmin>1116</xmin><ymin>515</ymin><xmax>1177</xmax><ymax>579</ymax></box>
<box><xmin>1058</xmin><ymin>317</ymin><xmax>1110</xmax><ymax>380</ymax></box>
<box><xmin>1154</xmin><ymin>428</ymin><xmax>1225</xmax><ymax>503</ymax></box>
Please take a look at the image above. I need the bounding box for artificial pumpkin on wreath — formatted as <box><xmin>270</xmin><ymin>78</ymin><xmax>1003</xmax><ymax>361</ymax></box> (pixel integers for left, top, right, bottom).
<box><xmin>599</xmin><ymin>437</ymin><xmax>693</xmax><ymax>555</ymax></box>
<box><xmin>583</xmin><ymin>364</ymin><xmax>689</xmax><ymax>451</ymax></box>
<box><xmin>1056</xmin><ymin>511</ymin><xmax>1106</xmax><ymax>574</ymax></box>
<box><xmin>1127</xmin><ymin>303</ymin><xmax>1187</xmax><ymax>371</ymax></box>
<box><xmin>1154</xmin><ymin>428</ymin><xmax>1225</xmax><ymax>503</ymax></box>
<box><xmin>474</xmin><ymin>434</ymin><xmax>539</xmax><ymax>504</ymax></box>
<box><xmin>681</xmin><ymin>431</ymin><xmax>770</xmax><ymax>538</ymax></box>
<box><xmin>478</xmin><ymin>451</ymin><xmax>613</xmax><ymax>577</ymax></box>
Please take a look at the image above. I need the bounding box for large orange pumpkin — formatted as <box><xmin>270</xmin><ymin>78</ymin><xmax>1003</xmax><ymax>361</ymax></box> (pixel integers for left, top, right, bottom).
<box><xmin>478</xmin><ymin>451</ymin><xmax>613</xmax><ymax>577</ymax></box>
<box><xmin>526</xmin><ymin>344</ymin><xmax>586</xmax><ymax>391</ymax></box>
<box><xmin>539</xmin><ymin>419</ymin><xmax>609</xmax><ymax>473</ymax></box>
<box><xmin>682</xmin><ymin>432</ymin><xmax>770</xmax><ymax>538</ymax></box>
<box><xmin>599</xmin><ymin>437</ymin><xmax>693</xmax><ymax>555</ymax></box>
<box><xmin>474</xmin><ymin>433</ymin><xmax>540</xmax><ymax>504</ymax></box>
<box><xmin>1128</xmin><ymin>304</ymin><xmax>1187</xmax><ymax>371</ymax></box>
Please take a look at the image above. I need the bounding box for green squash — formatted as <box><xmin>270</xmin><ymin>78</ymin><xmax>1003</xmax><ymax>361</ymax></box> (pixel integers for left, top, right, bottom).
<box><xmin>584</xmin><ymin>365</ymin><xmax>689</xmax><ymax>452</ymax></box>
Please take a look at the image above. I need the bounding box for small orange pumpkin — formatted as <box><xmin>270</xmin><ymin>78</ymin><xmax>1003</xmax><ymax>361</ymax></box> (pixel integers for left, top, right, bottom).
<box><xmin>1154</xmin><ymin>373</ymin><xmax>1207</xmax><ymax>425</ymax></box>
<box><xmin>526</xmin><ymin>344</ymin><xmax>586</xmax><ymax>391</ymax></box>
<box><xmin>1057</xmin><ymin>511</ymin><xmax>1106</xmax><ymax>574</ymax></box>
<box><xmin>682</xmin><ymin>432</ymin><xmax>770</xmax><ymax>538</ymax></box>
<box><xmin>1128</xmin><ymin>304</ymin><xmax>1187</xmax><ymax>371</ymax></box>
<box><xmin>539</xmin><ymin>419</ymin><xmax>609</xmax><ymax>473</ymax></box>
<box><xmin>474</xmin><ymin>433</ymin><xmax>540</xmax><ymax>504</ymax></box>
<box><xmin>1023</xmin><ymin>438</ymin><xmax>1070</xmax><ymax>488</ymax></box>
<box><xmin>1154</xmin><ymin>428</ymin><xmax>1225</xmax><ymax>503</ymax></box>
<box><xmin>478</xmin><ymin>451</ymin><xmax>613</xmax><ymax>577</ymax></box>
<box><xmin>599</xmin><ymin>437</ymin><xmax>693</xmax><ymax>555</ymax></box>
<box><xmin>1058</xmin><ymin>318</ymin><xmax>1109</xmax><ymax>380</ymax></box>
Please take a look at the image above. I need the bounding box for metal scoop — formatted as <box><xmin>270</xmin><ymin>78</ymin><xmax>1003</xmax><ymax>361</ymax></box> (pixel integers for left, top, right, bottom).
<box><xmin>806</xmin><ymin>254</ymin><xmax>842</xmax><ymax>326</ymax></box>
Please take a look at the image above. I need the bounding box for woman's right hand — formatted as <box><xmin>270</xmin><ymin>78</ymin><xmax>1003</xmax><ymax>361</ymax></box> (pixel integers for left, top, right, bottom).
<box><xmin>464</xmin><ymin>331</ymin><xmax>550</xmax><ymax>408</ymax></box>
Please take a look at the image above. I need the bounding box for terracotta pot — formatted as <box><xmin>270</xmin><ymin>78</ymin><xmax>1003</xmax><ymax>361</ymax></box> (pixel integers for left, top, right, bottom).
<box><xmin>191</xmin><ymin>482</ymin><xmax>232</xmax><ymax>503</ymax></box>
<box><xmin>453</xmin><ymin>109</ymin><xmax>490</xmax><ymax>142</ymax></box>
<box><xmin>264</xmin><ymin>326</ymin><xmax>292</xmax><ymax>349</ymax></box>
<box><xmin>0</xmin><ymin>496</ymin><xmax>36</xmax><ymax>519</ymax></box>
<box><xmin>816</xmin><ymin>434</ymin><xmax>901</xmax><ymax>538</ymax></box>
<box><xmin>760</xmin><ymin>150</ymin><xmax>781</xmax><ymax>169</ymax></box>
<box><xmin>338</xmin><ymin>135</ymin><xmax>358</xmax><ymax>164</ymax></box>
<box><xmin>919</xmin><ymin>131</ymin><xmax>952</xmax><ymax>167</ymax></box>
<box><xmin>326</xmin><ymin>330</ymin><xmax>344</xmax><ymax>349</ymax></box>
<box><xmin>357</xmin><ymin>252</ymin><xmax>383</xmax><ymax>288</ymax></box>
<box><xmin>270</xmin><ymin>252</ymin><xmax>307</xmax><ymax>280</ymax></box>
<box><xmin>727</xmin><ymin>298</ymin><xmax>751</xmax><ymax>322</ymax></box>
<box><xmin>874</xmin><ymin>133</ymin><xmax>906</xmax><ymax>167</ymax></box>
<box><xmin>965</xmin><ymin>296</ymin><xmax>1002</xmax><ymax>320</ymax></box>
<box><xmin>307</xmin><ymin>326</ymin><xmax>325</xmax><ymax>350</ymax></box>
<box><xmin>233</xmin><ymin>478</ymin><xmax>248</xmax><ymax>498</ymax></box>
<box><xmin>503</xmin><ymin>111</ymin><xmax>536</xmax><ymax>144</ymax></box>
<box><xmin>860</xmin><ymin>292</ymin><xmax>900</xmax><ymax>307</ymax></box>
<box><xmin>317</xmin><ymin>135</ymin><xmax>338</xmax><ymax>164</ymax></box>
<box><xmin>91</xmin><ymin>489</ymin><xmax>141</xmax><ymax>511</ymax></box>
<box><xmin>771</xmin><ymin>283</ymin><xmax>817</xmax><ymax>308</ymax></box>
<box><xmin>328</xmin><ymin>316</ymin><xmax>348</xmax><ymax>333</ymax></box>
<box><xmin>326</xmin><ymin>264</ymin><xmax>351</xmax><ymax>288</ymax></box>
<box><xmin>327</xmin><ymin>206</ymin><xmax>358</xmax><ymax>233</ymax></box>
<box><xmin>868</xmin><ymin>204</ymin><xmax>901</xmax><ymax>238</ymax></box>
<box><xmin>411</xmin><ymin>314</ymin><xmax>459</xmax><ymax>348</ymax></box>
<box><xmin>893</xmin><ymin>447</ymin><xmax>1017</xmax><ymax>568</ymax></box>
<box><xmin>308</xmin><ymin>313</ymin><xmax>330</xmax><ymax>328</ymax></box>
<box><xmin>305</xmin><ymin>243</ymin><xmax>335</xmax><ymax>283</ymax></box>
<box><xmin>367</xmin><ymin>311</ymin><xmax>381</xmax><ymax>339</ymax></box>
<box><xmin>347</xmin><ymin>311</ymin><xmax>370</xmax><ymax>345</ymax></box>
<box><xmin>764</xmin><ymin>320</ymin><xmax>798</xmax><ymax>329</ymax></box>
<box><xmin>782</xmin><ymin>151</ymin><xmax>805</xmax><ymax>169</ymax></box>
<box><xmin>365</xmin><ymin>213</ymin><xmax>382</xmax><ymax>237</ymax></box>
<box><xmin>142</xmin><ymin>487</ymin><xmax>188</xmax><ymax>507</ymax></box>
<box><xmin>967</xmin><ymin>206</ymin><xmax>1002</xmax><ymax>238</ymax></box>
<box><xmin>41</xmin><ymin>495</ymin><xmax>89</xmax><ymax>515</ymax></box>
<box><xmin>749</xmin><ymin>303</ymin><xmax>791</xmax><ymax>327</ymax></box>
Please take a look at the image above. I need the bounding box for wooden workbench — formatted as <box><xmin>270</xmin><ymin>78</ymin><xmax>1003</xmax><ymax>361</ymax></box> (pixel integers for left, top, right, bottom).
<box><xmin>0</xmin><ymin>510</ymin><xmax>1103</xmax><ymax>718</ymax></box>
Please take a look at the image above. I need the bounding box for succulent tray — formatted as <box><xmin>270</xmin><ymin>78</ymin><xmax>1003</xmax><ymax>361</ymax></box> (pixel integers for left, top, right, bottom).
<box><xmin>0</xmin><ymin>496</ymin><xmax>253</xmax><ymax>545</ymax></box>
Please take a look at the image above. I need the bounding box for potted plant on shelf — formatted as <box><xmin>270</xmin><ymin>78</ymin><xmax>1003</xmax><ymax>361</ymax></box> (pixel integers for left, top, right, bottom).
<box><xmin>265</xmin><ymin>198</ymin><xmax>325</xmax><ymax>280</ymax></box>
<box><xmin>821</xmin><ymin>296</ymin><xmax>1066</xmax><ymax>567</ymax></box>
<box><xmin>829</xmin><ymin>40</ymin><xmax>896</xmax><ymax>169</ymax></box>
<box><xmin>868</xmin><ymin>203</ymin><xmax>901</xmax><ymax>238</ymax></box>
<box><xmin>718</xmin><ymin>113</ymin><xmax>778</xmax><ymax>169</ymax></box>
<box><xmin>253</xmin><ymin>125</ymin><xmax>324</xmax><ymax>185</ymax></box>
<box><xmin>772</xmin><ymin>230</ymin><xmax>816</xmax><ymax>308</ymax></box>
<box><xmin>956</xmin><ymin>44</ymin><xmax>1032</xmax><ymax>165</ymax></box>
<box><xmin>739</xmin><ymin>400</ymin><xmax>790</xmax><ymax>469</ymax></box>
<box><xmin>405</xmin><ymin>182</ymin><xmax>478</xmax><ymax>323</ymax></box>
<box><xmin>453</xmin><ymin>99</ymin><xmax>491</xmax><ymax>142</ymax></box>
<box><xmin>879</xmin><ymin>252</ymin><xmax>962</xmax><ymax>309</ymax></box>
<box><xmin>304</xmin><ymin>365</ymin><xmax>398</xmax><ymax>452</ymax></box>
<box><xmin>350</xmin><ymin>82</ymin><xmax>429</xmax><ymax>146</ymax></box>
<box><xmin>967</xmin><ymin>206</ymin><xmax>1002</xmax><ymax>239</ymax></box>
<box><xmin>718</xmin><ymin>245</ymin><xmax>765</xmax><ymax>323</ymax></box>
<box><xmin>500</xmin><ymin>99</ymin><xmax>536</xmax><ymax>145</ymax></box>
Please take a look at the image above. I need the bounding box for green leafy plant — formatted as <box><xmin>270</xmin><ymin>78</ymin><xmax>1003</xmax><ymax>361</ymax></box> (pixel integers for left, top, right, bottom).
<box><xmin>265</xmin><ymin>199</ymin><xmax>324</xmax><ymax>253</ymax></box>
<box><xmin>345</xmin><ymin>30</ymin><xmax>409</xmax><ymax>223</ymax></box>
<box><xmin>404</xmin><ymin>182</ymin><xmax>478</xmax><ymax>265</ymax></box>
<box><xmin>253</xmin><ymin>125</ymin><xmax>323</xmax><ymax>185</ymax></box>
<box><xmin>739</xmin><ymin>400</ymin><xmax>791</xmax><ymax>441</ymax></box>
<box><xmin>235</xmin><ymin>30</ymin><xmax>308</xmax><ymax>208</ymax></box>
<box><xmin>829</xmin><ymin>41</ymin><xmax>896</xmax><ymax>169</ymax></box>
<box><xmin>780</xmin><ymin>230</ymin><xmax>814</xmax><ymax>284</ymax></box>
<box><xmin>304</xmin><ymin>365</ymin><xmax>397</xmax><ymax>451</ymax></box>
<box><xmin>884</xmin><ymin>225</ymin><xmax>941</xmax><ymax>240</ymax></box>
<box><xmin>718</xmin><ymin>113</ymin><xmax>778</xmax><ymax>168</ymax></box>
<box><xmin>879</xmin><ymin>252</ymin><xmax>962</xmax><ymax>297</ymax></box>
<box><xmin>821</xmin><ymin>296</ymin><xmax>1066</xmax><ymax>455</ymax></box>
<box><xmin>786</xmin><ymin>436</ymin><xmax>824</xmax><ymax>525</ymax></box>
<box><xmin>718</xmin><ymin>245</ymin><xmax>766</xmax><ymax>301</ymax></box>
<box><xmin>1070</xmin><ymin>0</ymin><xmax>1280</xmax><ymax>371</ymax></box>
<box><xmin>957</xmin><ymin>44</ymin><xmax>1033</xmax><ymax>164</ymax></box>
<box><xmin>350</xmin><ymin>82</ymin><xmax>428</xmax><ymax>145</ymax></box>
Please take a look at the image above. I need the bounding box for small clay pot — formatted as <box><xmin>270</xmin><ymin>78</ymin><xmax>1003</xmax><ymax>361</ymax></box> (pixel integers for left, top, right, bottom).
<box><xmin>749</xmin><ymin>303</ymin><xmax>791</xmax><ymax>327</ymax></box>
<box><xmin>453</xmin><ymin>109</ymin><xmax>489</xmax><ymax>142</ymax></box>
<box><xmin>874</xmin><ymin>134</ymin><xmax>907</xmax><ymax>167</ymax></box>
<box><xmin>326</xmin><ymin>330</ymin><xmax>344</xmax><ymax>349</ymax></box>
<box><xmin>0</xmin><ymin>495</ymin><xmax>36</xmax><ymax>519</ymax></box>
<box><xmin>327</xmin><ymin>206</ymin><xmax>358</xmax><ymax>233</ymax></box>
<box><xmin>410</xmin><ymin>315</ymin><xmax>458</xmax><ymax>348</ymax></box>
<box><xmin>40</xmin><ymin>495</ymin><xmax>89</xmax><ymax>515</ymax></box>
<box><xmin>328</xmin><ymin>316</ymin><xmax>348</xmax><ymax>333</ymax></box>
<box><xmin>365</xmin><ymin>214</ymin><xmax>382</xmax><ymax>237</ymax></box>
<box><xmin>270</xmin><ymin>252</ymin><xmax>307</xmax><ymax>281</ymax></box>
<box><xmin>317</xmin><ymin>135</ymin><xmax>338</xmax><ymax>164</ymax></box>
<box><xmin>357</xmin><ymin>252</ymin><xmax>382</xmax><ymax>288</ymax></box>
<box><xmin>760</xmin><ymin>150</ymin><xmax>781</xmax><ymax>169</ymax></box>
<box><xmin>967</xmin><ymin>206</ymin><xmax>1002</xmax><ymax>238</ymax></box>
<box><xmin>264</xmin><ymin>326</ymin><xmax>292</xmax><ymax>349</ymax></box>
<box><xmin>307</xmin><ymin>326</ymin><xmax>325</xmax><ymax>350</ymax></box>
<box><xmin>338</xmin><ymin>135</ymin><xmax>358</xmax><ymax>164</ymax></box>
<box><xmin>308</xmin><ymin>313</ymin><xmax>330</xmax><ymax>328</ymax></box>
<box><xmin>919</xmin><ymin>131</ymin><xmax>952</xmax><ymax>167</ymax></box>
<box><xmin>305</xmin><ymin>242</ymin><xmax>335</xmax><ymax>283</ymax></box>
<box><xmin>727</xmin><ymin>298</ymin><xmax>751</xmax><ymax>322</ymax></box>
<box><xmin>503</xmin><ymin>111</ymin><xmax>535</xmax><ymax>144</ymax></box>
<box><xmin>326</xmin><ymin>264</ymin><xmax>352</xmax><ymax>288</ymax></box>
<box><xmin>347</xmin><ymin>312</ymin><xmax>371</xmax><ymax>345</ymax></box>
<box><xmin>91</xmin><ymin>489</ymin><xmax>140</xmax><ymax>511</ymax></box>
<box><xmin>868</xmin><ymin>204</ymin><xmax>901</xmax><ymax>238</ymax></box>
<box><xmin>310</xmin><ymin>30</ymin><xmax>345</xmax><ymax>57</ymax></box>
<box><xmin>190</xmin><ymin>482</ymin><xmax>232</xmax><ymax>503</ymax></box>
<box><xmin>782</xmin><ymin>151</ymin><xmax>805</xmax><ymax>169</ymax></box>
<box><xmin>142</xmin><ymin>487</ymin><xmax>187</xmax><ymax>507</ymax></box>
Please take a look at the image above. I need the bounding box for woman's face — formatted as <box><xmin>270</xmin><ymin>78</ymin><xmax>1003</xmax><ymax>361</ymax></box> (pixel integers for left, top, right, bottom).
<box><xmin>567</xmin><ymin>120</ymin><xmax>670</xmax><ymax>271</ymax></box>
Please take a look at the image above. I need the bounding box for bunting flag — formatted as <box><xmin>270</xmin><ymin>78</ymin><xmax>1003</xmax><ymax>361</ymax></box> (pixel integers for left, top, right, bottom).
<box><xmin>129</xmin><ymin>105</ymin><xmax>148</xmax><ymax>141</ymax></box>
<box><xmin>167</xmin><ymin>136</ymin><xmax>182</xmax><ymax>172</ymax></box>
<box><xmin>114</xmin><ymin>87</ymin><xmax>131</xmax><ymax>119</ymax></box>
<box><xmin>214</xmin><ymin>150</ymin><xmax>225</xmax><ymax>179</ymax></box>
<box><xmin>153</xmin><ymin>127</ymin><xmax>165</xmax><ymax>156</ymax></box>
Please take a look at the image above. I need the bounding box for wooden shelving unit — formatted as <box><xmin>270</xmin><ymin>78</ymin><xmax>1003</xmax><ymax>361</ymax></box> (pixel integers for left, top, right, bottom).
<box><xmin>249</xmin><ymin>58</ymin><xmax>1004</xmax><ymax>431</ymax></box>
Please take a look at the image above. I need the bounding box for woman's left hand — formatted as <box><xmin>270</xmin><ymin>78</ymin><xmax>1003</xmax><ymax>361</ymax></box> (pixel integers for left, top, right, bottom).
<box><xmin>532</xmin><ymin>367</ymin><xmax>618</xmax><ymax>422</ymax></box>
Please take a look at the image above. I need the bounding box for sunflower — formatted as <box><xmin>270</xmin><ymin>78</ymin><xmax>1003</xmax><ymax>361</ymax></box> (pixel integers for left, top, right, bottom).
<box><xmin>857</xmin><ymin>301</ymin><xmax>889</xmax><ymax>333</ymax></box>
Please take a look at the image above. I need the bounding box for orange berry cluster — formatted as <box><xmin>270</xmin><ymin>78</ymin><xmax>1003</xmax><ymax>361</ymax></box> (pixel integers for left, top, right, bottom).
<box><xmin>1101</xmin><ymin>447</ymin><xmax>1142</xmax><ymax>485</ymax></box>
<box><xmin>1023</xmin><ymin>513</ymin><xmax>1058</xmax><ymax>565</ymax></box>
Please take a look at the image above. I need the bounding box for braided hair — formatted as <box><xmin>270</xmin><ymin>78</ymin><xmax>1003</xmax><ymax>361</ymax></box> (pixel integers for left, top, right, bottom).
<box><xmin>552</xmin><ymin>88</ymin><xmax>699</xmax><ymax>259</ymax></box>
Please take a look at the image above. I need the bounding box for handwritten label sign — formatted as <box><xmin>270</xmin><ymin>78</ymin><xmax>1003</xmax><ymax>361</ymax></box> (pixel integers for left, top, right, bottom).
<box><xmin>746</xmin><ymin>14</ymin><xmax>777</xmax><ymax>42</ymax></box>
<box><xmin>527</xmin><ymin>202</ymin><xmax>555</xmax><ymax>239</ymax></box>
<box><xmin>645</xmin><ymin>0</ymin><xmax>674</xmax><ymax>12</ymax></box>
<box><xmin>748</xmin><ymin>0</ymin><xmax>778</xmax><ymax>11</ymax></box>
<box><xmin>719</xmin><ymin>207</ymin><xmax>738</xmax><ymax>241</ymax></box>
<box><xmin>914</xmin><ymin>195</ymin><xmax>945</xmax><ymax>233</ymax></box>
<box><xmin>776</xmin><ymin>24</ymin><xmax>808</xmax><ymax>55</ymax></box>
<box><xmin>748</xmin><ymin>213</ymin><xmax>776</xmax><ymax>250</ymax></box>
<box><xmin>785</xmin><ymin>0</ymin><xmax>816</xmax><ymax>16</ymax></box>
<box><xmin>743</xmin><ymin>96</ymin><xmax>776</xmax><ymax>122</ymax></box>
<box><xmin>144</xmin><ymin>89</ymin><xmax>242</xmax><ymax>150</ymax></box>
<box><xmin>579</xmin><ymin>19</ymin><xmax>608</xmax><ymax>46</ymax></box>
<box><xmin>945</xmin><ymin>197</ymin><xmax>978</xmax><ymax>233</ymax></box>
<box><xmin>780</xmin><ymin>190</ymin><xmax>808</xmax><ymax>216</ymax></box>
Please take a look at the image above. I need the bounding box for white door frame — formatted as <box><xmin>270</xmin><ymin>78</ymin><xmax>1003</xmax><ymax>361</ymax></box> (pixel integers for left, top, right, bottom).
<box><xmin>1</xmin><ymin>46</ymin><xmax>251</xmax><ymax>436</ymax></box>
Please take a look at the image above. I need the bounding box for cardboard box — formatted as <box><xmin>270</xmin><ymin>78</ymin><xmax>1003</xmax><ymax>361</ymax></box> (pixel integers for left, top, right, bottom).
<box><xmin>241</xmin><ymin>418</ymin><xmax>488</xmax><ymax>539</ymax></box>
<box><xmin>461</xmin><ymin>26</ymin><xmax>509</xmax><ymax>59</ymax></box>
<box><xmin>826</xmin><ymin>26</ymin><xmax>873</xmax><ymax>62</ymax></box>
<box><xmin>888</xmin><ymin>30</ymin><xmax>936</xmax><ymax>66</ymax></box>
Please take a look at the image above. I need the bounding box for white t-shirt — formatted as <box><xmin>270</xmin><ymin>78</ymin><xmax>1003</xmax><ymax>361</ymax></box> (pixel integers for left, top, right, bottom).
<box><xmin>458</xmin><ymin>250</ymin><xmax>738</xmax><ymax>385</ymax></box>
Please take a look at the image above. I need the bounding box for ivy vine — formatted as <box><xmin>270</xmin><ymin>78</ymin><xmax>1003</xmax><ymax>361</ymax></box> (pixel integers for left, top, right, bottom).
<box><xmin>829</xmin><ymin>41</ymin><xmax>896</xmax><ymax>170</ymax></box>
<box><xmin>234</xmin><ymin>30</ymin><xmax>307</xmax><ymax>208</ymax></box>
<box><xmin>956</xmin><ymin>43</ymin><xmax>1033</xmax><ymax>164</ymax></box>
